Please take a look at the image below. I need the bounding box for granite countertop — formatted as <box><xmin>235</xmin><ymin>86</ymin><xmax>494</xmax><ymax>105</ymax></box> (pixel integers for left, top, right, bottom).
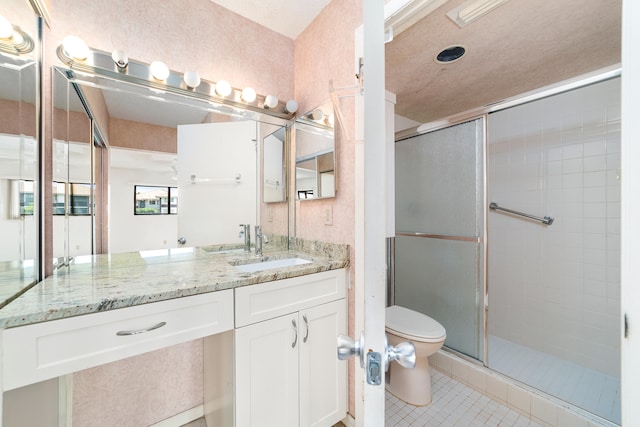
<box><xmin>0</xmin><ymin>239</ymin><xmax>349</xmax><ymax>329</ymax></box>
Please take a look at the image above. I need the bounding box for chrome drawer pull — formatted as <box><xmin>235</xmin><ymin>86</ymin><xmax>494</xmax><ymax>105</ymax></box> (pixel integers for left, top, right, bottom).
<box><xmin>116</xmin><ymin>321</ymin><xmax>167</xmax><ymax>336</ymax></box>
<box><xmin>303</xmin><ymin>314</ymin><xmax>309</xmax><ymax>343</ymax></box>
<box><xmin>292</xmin><ymin>319</ymin><xmax>298</xmax><ymax>348</ymax></box>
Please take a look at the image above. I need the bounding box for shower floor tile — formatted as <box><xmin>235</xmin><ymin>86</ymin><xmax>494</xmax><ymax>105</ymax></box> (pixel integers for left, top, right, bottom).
<box><xmin>386</xmin><ymin>369</ymin><xmax>544</xmax><ymax>427</ymax></box>
<box><xmin>488</xmin><ymin>335</ymin><xmax>620</xmax><ymax>425</ymax></box>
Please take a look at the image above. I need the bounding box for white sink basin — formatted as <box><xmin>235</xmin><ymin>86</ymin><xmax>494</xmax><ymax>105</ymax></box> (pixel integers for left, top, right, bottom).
<box><xmin>235</xmin><ymin>257</ymin><xmax>312</xmax><ymax>273</ymax></box>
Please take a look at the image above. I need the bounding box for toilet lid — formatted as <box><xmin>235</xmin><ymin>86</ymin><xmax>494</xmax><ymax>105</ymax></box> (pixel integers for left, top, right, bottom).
<box><xmin>386</xmin><ymin>305</ymin><xmax>446</xmax><ymax>341</ymax></box>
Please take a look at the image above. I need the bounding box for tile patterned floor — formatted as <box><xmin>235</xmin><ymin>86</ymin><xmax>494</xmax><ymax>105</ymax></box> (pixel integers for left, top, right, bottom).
<box><xmin>385</xmin><ymin>370</ymin><xmax>544</xmax><ymax>427</ymax></box>
<box><xmin>182</xmin><ymin>370</ymin><xmax>543</xmax><ymax>427</ymax></box>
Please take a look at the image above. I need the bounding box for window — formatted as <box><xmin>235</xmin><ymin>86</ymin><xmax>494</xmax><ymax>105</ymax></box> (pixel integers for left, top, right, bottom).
<box><xmin>52</xmin><ymin>182</ymin><xmax>94</xmax><ymax>215</ymax></box>
<box><xmin>70</xmin><ymin>183</ymin><xmax>92</xmax><ymax>215</ymax></box>
<box><xmin>52</xmin><ymin>182</ymin><xmax>65</xmax><ymax>215</ymax></box>
<box><xmin>134</xmin><ymin>186</ymin><xmax>178</xmax><ymax>215</ymax></box>
<box><xmin>19</xmin><ymin>180</ymin><xmax>34</xmax><ymax>215</ymax></box>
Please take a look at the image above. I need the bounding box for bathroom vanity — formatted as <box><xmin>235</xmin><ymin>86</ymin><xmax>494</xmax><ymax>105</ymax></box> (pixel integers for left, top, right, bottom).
<box><xmin>0</xmin><ymin>241</ymin><xmax>349</xmax><ymax>427</ymax></box>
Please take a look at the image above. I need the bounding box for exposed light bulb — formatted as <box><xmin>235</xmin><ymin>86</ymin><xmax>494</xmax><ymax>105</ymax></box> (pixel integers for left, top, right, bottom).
<box><xmin>183</xmin><ymin>70</ymin><xmax>201</xmax><ymax>89</ymax></box>
<box><xmin>150</xmin><ymin>61</ymin><xmax>170</xmax><ymax>81</ymax></box>
<box><xmin>215</xmin><ymin>79</ymin><xmax>232</xmax><ymax>97</ymax></box>
<box><xmin>0</xmin><ymin>15</ymin><xmax>13</xmax><ymax>39</ymax></box>
<box><xmin>111</xmin><ymin>49</ymin><xmax>128</xmax><ymax>69</ymax></box>
<box><xmin>11</xmin><ymin>31</ymin><xmax>23</xmax><ymax>45</ymax></box>
<box><xmin>241</xmin><ymin>87</ymin><xmax>256</xmax><ymax>103</ymax></box>
<box><xmin>285</xmin><ymin>99</ymin><xmax>299</xmax><ymax>114</ymax></box>
<box><xmin>310</xmin><ymin>108</ymin><xmax>324</xmax><ymax>121</ymax></box>
<box><xmin>264</xmin><ymin>95</ymin><xmax>278</xmax><ymax>109</ymax></box>
<box><xmin>327</xmin><ymin>114</ymin><xmax>335</xmax><ymax>127</ymax></box>
<box><xmin>62</xmin><ymin>35</ymin><xmax>89</xmax><ymax>60</ymax></box>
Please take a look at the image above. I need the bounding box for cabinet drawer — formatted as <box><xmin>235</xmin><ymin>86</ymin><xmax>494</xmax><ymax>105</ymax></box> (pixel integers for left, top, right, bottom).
<box><xmin>235</xmin><ymin>269</ymin><xmax>346</xmax><ymax>327</ymax></box>
<box><xmin>2</xmin><ymin>289</ymin><xmax>233</xmax><ymax>391</ymax></box>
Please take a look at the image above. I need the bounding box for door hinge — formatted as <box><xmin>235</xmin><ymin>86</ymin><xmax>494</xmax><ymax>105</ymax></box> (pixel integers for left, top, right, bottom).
<box><xmin>625</xmin><ymin>313</ymin><xmax>629</xmax><ymax>339</ymax></box>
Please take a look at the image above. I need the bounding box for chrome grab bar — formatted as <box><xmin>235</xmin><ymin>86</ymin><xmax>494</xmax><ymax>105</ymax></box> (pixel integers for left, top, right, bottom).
<box><xmin>489</xmin><ymin>202</ymin><xmax>554</xmax><ymax>225</ymax></box>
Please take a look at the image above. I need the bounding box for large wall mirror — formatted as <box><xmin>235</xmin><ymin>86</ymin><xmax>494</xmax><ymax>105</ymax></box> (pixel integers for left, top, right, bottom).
<box><xmin>294</xmin><ymin>102</ymin><xmax>336</xmax><ymax>200</ymax></box>
<box><xmin>262</xmin><ymin>126</ymin><xmax>286</xmax><ymax>203</ymax></box>
<box><xmin>0</xmin><ymin>0</ymin><xmax>39</xmax><ymax>306</ymax></box>
<box><xmin>52</xmin><ymin>62</ymin><xmax>290</xmax><ymax>269</ymax></box>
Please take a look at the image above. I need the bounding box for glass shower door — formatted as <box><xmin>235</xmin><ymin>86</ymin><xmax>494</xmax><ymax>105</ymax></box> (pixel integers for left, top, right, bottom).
<box><xmin>394</xmin><ymin>119</ymin><xmax>484</xmax><ymax>359</ymax></box>
<box><xmin>486</xmin><ymin>78</ymin><xmax>621</xmax><ymax>424</ymax></box>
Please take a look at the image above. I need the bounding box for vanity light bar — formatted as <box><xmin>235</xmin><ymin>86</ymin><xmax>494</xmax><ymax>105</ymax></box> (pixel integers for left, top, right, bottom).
<box><xmin>0</xmin><ymin>23</ymin><xmax>35</xmax><ymax>55</ymax></box>
<box><xmin>56</xmin><ymin>44</ymin><xmax>296</xmax><ymax>120</ymax></box>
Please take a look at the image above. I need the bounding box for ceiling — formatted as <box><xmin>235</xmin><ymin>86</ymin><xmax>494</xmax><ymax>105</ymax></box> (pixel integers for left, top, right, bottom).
<box><xmin>385</xmin><ymin>0</ymin><xmax>622</xmax><ymax>125</ymax></box>
<box><xmin>208</xmin><ymin>0</ymin><xmax>621</xmax><ymax>126</ymax></box>
<box><xmin>209</xmin><ymin>0</ymin><xmax>332</xmax><ymax>40</ymax></box>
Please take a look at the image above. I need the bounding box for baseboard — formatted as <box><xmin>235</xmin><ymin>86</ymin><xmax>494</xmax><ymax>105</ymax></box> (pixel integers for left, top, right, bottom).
<box><xmin>149</xmin><ymin>405</ymin><xmax>204</xmax><ymax>427</ymax></box>
<box><xmin>341</xmin><ymin>413</ymin><xmax>356</xmax><ymax>427</ymax></box>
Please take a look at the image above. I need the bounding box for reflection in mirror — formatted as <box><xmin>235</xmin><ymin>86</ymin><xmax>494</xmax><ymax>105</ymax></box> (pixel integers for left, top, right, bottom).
<box><xmin>263</xmin><ymin>126</ymin><xmax>286</xmax><ymax>203</ymax></box>
<box><xmin>52</xmin><ymin>68</ymin><xmax>98</xmax><ymax>268</ymax></box>
<box><xmin>295</xmin><ymin>102</ymin><xmax>336</xmax><ymax>200</ymax></box>
<box><xmin>0</xmin><ymin>0</ymin><xmax>38</xmax><ymax>306</ymax></box>
<box><xmin>52</xmin><ymin>65</ymin><xmax>290</xmax><ymax>267</ymax></box>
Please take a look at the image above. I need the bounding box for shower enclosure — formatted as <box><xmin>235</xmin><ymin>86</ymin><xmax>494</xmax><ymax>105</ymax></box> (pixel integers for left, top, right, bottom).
<box><xmin>393</xmin><ymin>75</ymin><xmax>621</xmax><ymax>424</ymax></box>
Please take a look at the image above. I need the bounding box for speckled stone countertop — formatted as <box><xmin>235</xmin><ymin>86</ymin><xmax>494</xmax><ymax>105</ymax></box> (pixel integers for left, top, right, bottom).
<box><xmin>0</xmin><ymin>239</ymin><xmax>349</xmax><ymax>329</ymax></box>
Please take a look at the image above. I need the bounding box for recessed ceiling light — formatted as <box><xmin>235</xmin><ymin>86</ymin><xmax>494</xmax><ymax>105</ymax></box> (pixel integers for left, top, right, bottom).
<box><xmin>435</xmin><ymin>46</ymin><xmax>466</xmax><ymax>64</ymax></box>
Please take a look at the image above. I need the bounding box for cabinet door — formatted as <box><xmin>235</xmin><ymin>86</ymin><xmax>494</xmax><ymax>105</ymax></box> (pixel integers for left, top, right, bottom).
<box><xmin>235</xmin><ymin>313</ymin><xmax>299</xmax><ymax>427</ymax></box>
<box><xmin>300</xmin><ymin>299</ymin><xmax>347</xmax><ymax>427</ymax></box>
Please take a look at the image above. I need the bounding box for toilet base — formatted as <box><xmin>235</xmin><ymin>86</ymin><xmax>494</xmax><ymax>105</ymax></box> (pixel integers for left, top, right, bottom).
<box><xmin>385</xmin><ymin>355</ymin><xmax>432</xmax><ymax>406</ymax></box>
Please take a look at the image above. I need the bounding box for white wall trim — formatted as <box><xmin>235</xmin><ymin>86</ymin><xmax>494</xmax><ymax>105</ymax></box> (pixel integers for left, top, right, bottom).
<box><xmin>341</xmin><ymin>413</ymin><xmax>357</xmax><ymax>427</ymax></box>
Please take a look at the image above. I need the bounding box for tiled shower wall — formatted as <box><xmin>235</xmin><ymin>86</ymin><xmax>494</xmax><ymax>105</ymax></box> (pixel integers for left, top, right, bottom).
<box><xmin>487</xmin><ymin>77</ymin><xmax>621</xmax><ymax>377</ymax></box>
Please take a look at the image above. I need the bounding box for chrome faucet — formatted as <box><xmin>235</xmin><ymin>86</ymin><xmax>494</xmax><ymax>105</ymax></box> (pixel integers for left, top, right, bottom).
<box><xmin>239</xmin><ymin>224</ymin><xmax>251</xmax><ymax>252</ymax></box>
<box><xmin>255</xmin><ymin>225</ymin><xmax>269</xmax><ymax>256</ymax></box>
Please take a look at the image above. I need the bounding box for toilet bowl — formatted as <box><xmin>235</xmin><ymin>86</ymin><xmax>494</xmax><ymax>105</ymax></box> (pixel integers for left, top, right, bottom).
<box><xmin>385</xmin><ymin>305</ymin><xmax>446</xmax><ymax>406</ymax></box>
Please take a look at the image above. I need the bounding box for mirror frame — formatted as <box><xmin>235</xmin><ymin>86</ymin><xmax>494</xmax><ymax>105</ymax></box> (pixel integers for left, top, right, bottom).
<box><xmin>294</xmin><ymin>101</ymin><xmax>337</xmax><ymax>201</ymax></box>
<box><xmin>262</xmin><ymin>126</ymin><xmax>288</xmax><ymax>203</ymax></box>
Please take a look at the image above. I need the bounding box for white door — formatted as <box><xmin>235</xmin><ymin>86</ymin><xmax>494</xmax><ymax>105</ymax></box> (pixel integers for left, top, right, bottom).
<box><xmin>351</xmin><ymin>1</ymin><xmax>390</xmax><ymax>426</ymax></box>
<box><xmin>235</xmin><ymin>313</ymin><xmax>299</xmax><ymax>427</ymax></box>
<box><xmin>176</xmin><ymin>121</ymin><xmax>256</xmax><ymax>247</ymax></box>
<box><xmin>621</xmin><ymin>0</ymin><xmax>640</xmax><ymax>423</ymax></box>
<box><xmin>300</xmin><ymin>300</ymin><xmax>347</xmax><ymax>427</ymax></box>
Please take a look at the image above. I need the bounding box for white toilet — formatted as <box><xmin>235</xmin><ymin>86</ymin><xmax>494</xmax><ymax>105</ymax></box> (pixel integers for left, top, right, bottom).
<box><xmin>385</xmin><ymin>305</ymin><xmax>446</xmax><ymax>406</ymax></box>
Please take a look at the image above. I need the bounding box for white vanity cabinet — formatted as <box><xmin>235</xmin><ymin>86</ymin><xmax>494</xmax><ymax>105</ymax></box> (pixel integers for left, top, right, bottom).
<box><xmin>233</xmin><ymin>269</ymin><xmax>347</xmax><ymax>427</ymax></box>
<box><xmin>2</xmin><ymin>289</ymin><xmax>234</xmax><ymax>392</ymax></box>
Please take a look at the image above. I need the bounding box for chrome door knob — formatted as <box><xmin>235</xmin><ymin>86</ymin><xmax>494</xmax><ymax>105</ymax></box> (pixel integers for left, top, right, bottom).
<box><xmin>337</xmin><ymin>333</ymin><xmax>365</xmax><ymax>368</ymax></box>
<box><xmin>386</xmin><ymin>340</ymin><xmax>416</xmax><ymax>370</ymax></box>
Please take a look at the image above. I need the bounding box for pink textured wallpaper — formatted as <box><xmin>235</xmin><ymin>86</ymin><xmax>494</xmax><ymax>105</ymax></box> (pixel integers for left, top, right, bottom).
<box><xmin>47</xmin><ymin>0</ymin><xmax>294</xmax><ymax>100</ymax></box>
<box><xmin>294</xmin><ymin>0</ymin><xmax>362</xmax><ymax>416</ymax></box>
<box><xmin>72</xmin><ymin>340</ymin><xmax>204</xmax><ymax>427</ymax></box>
<box><xmin>109</xmin><ymin>118</ymin><xmax>177</xmax><ymax>153</ymax></box>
